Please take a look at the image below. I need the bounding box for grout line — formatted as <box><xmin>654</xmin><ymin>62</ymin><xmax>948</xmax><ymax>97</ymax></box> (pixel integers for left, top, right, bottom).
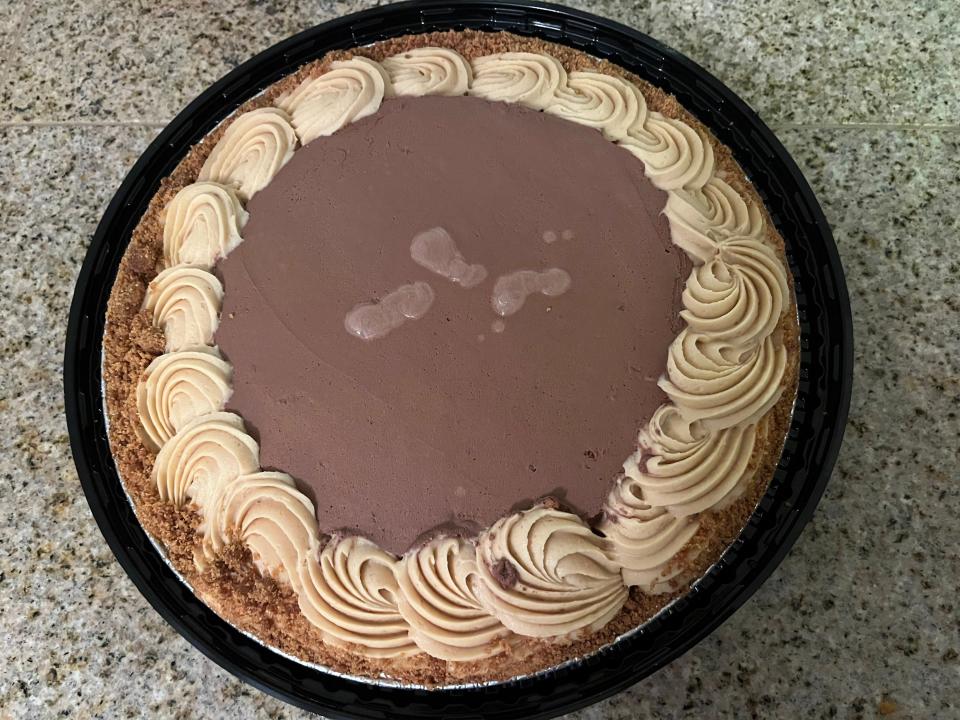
<box><xmin>2</xmin><ymin>119</ymin><xmax>957</xmax><ymax>132</ymax></box>
<box><xmin>0</xmin><ymin>121</ymin><xmax>169</xmax><ymax>129</ymax></box>
<box><xmin>770</xmin><ymin>122</ymin><xmax>960</xmax><ymax>132</ymax></box>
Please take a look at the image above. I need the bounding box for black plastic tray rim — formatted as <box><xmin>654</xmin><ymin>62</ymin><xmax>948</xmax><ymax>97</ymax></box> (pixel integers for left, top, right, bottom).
<box><xmin>64</xmin><ymin>2</ymin><xmax>853</xmax><ymax>718</ymax></box>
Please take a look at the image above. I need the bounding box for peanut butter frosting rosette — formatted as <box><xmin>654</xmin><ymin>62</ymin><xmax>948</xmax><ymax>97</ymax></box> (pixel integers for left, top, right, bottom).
<box><xmin>298</xmin><ymin>537</ymin><xmax>417</xmax><ymax>657</ymax></box>
<box><xmin>632</xmin><ymin>404</ymin><xmax>759</xmax><ymax>516</ymax></box>
<box><xmin>469</xmin><ymin>52</ymin><xmax>567</xmax><ymax>109</ymax></box>
<box><xmin>277</xmin><ymin>57</ymin><xmax>392</xmax><ymax>145</ymax></box>
<box><xmin>664</xmin><ymin>177</ymin><xmax>765</xmax><ymax>261</ymax></box>
<box><xmin>143</xmin><ymin>266</ymin><xmax>223</xmax><ymax>352</ymax></box>
<box><xmin>660</xmin><ymin>329</ymin><xmax>788</xmax><ymax>431</ymax></box>
<box><xmin>103</xmin><ymin>31</ymin><xmax>797</xmax><ymax>685</ymax></box>
<box><xmin>618</xmin><ymin>114</ymin><xmax>715</xmax><ymax>191</ymax></box>
<box><xmin>599</xmin><ymin>469</ymin><xmax>702</xmax><ymax>592</ymax></box>
<box><xmin>382</xmin><ymin>47</ymin><xmax>473</xmax><ymax>97</ymax></box>
<box><xmin>681</xmin><ymin>238</ymin><xmax>789</xmax><ymax>347</ymax></box>
<box><xmin>152</xmin><ymin>411</ymin><xmax>259</xmax><ymax>509</ymax></box>
<box><xmin>475</xmin><ymin>507</ymin><xmax>628</xmax><ymax>638</ymax></box>
<box><xmin>161</xmin><ymin>182</ymin><xmax>248</xmax><ymax>267</ymax></box>
<box><xmin>198</xmin><ymin>107</ymin><xmax>297</xmax><ymax>200</ymax></box>
<box><xmin>199</xmin><ymin>470</ymin><xmax>318</xmax><ymax>578</ymax></box>
<box><xmin>135</xmin><ymin>346</ymin><xmax>232</xmax><ymax>451</ymax></box>
<box><xmin>396</xmin><ymin>537</ymin><xmax>512</xmax><ymax>661</ymax></box>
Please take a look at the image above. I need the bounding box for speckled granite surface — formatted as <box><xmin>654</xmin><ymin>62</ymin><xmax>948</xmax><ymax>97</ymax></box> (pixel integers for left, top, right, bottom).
<box><xmin>1</xmin><ymin>1</ymin><xmax>957</xmax><ymax>718</ymax></box>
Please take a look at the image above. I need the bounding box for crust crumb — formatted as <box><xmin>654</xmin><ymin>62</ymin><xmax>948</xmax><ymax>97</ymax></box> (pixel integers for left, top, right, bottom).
<box><xmin>490</xmin><ymin>558</ymin><xmax>520</xmax><ymax>589</ymax></box>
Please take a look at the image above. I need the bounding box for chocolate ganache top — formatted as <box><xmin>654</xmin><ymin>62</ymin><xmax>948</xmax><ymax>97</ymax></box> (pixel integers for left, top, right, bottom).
<box><xmin>215</xmin><ymin>94</ymin><xmax>689</xmax><ymax>553</ymax></box>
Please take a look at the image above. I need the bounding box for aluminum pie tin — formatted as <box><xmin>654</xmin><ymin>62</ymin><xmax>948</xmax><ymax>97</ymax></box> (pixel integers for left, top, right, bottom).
<box><xmin>66</xmin><ymin>2</ymin><xmax>852</xmax><ymax>717</ymax></box>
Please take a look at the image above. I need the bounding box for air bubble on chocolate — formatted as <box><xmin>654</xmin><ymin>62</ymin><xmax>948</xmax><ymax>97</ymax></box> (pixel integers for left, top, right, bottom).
<box><xmin>491</xmin><ymin>268</ymin><xmax>572</xmax><ymax>317</ymax></box>
<box><xmin>410</xmin><ymin>226</ymin><xmax>488</xmax><ymax>288</ymax></box>
<box><xmin>344</xmin><ymin>281</ymin><xmax>435</xmax><ymax>340</ymax></box>
<box><xmin>542</xmin><ymin>229</ymin><xmax>574</xmax><ymax>243</ymax></box>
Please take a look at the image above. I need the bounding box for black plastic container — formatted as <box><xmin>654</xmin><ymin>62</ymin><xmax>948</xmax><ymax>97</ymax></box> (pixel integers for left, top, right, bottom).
<box><xmin>64</xmin><ymin>2</ymin><xmax>853</xmax><ymax>717</ymax></box>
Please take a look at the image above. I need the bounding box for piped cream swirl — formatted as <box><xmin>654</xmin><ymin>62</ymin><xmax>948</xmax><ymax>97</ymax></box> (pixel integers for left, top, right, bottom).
<box><xmin>297</xmin><ymin>537</ymin><xmax>416</xmax><ymax>657</ymax></box>
<box><xmin>143</xmin><ymin>265</ymin><xmax>223</xmax><ymax>352</ymax></box>
<box><xmin>136</xmin><ymin>346</ymin><xmax>233</xmax><ymax>452</ymax></box>
<box><xmin>664</xmin><ymin>177</ymin><xmax>765</xmax><ymax>261</ymax></box>
<box><xmin>469</xmin><ymin>52</ymin><xmax>566</xmax><ymax>110</ymax></box>
<box><xmin>635</xmin><ymin>404</ymin><xmax>757</xmax><ymax>516</ymax></box>
<box><xmin>396</xmin><ymin>537</ymin><xmax>510</xmax><ymax>660</ymax></box>
<box><xmin>599</xmin><ymin>468</ymin><xmax>701</xmax><ymax>592</ymax></box>
<box><xmin>475</xmin><ymin>506</ymin><xmax>627</xmax><ymax>638</ymax></box>
<box><xmin>547</xmin><ymin>71</ymin><xmax>644</xmax><ymax>141</ymax></box>
<box><xmin>278</xmin><ymin>57</ymin><xmax>393</xmax><ymax>146</ymax></box>
<box><xmin>161</xmin><ymin>182</ymin><xmax>248</xmax><ymax>268</ymax></box>
<box><xmin>382</xmin><ymin>48</ymin><xmax>472</xmax><ymax>97</ymax></box>
<box><xmin>198</xmin><ymin>470</ymin><xmax>318</xmax><ymax>583</ymax></box>
<box><xmin>681</xmin><ymin>238</ymin><xmax>789</xmax><ymax>347</ymax></box>
<box><xmin>153</xmin><ymin>412</ymin><xmax>258</xmax><ymax>508</ymax></box>
<box><xmin>618</xmin><ymin>113</ymin><xmax>715</xmax><ymax>191</ymax></box>
<box><xmin>198</xmin><ymin>107</ymin><xmax>296</xmax><ymax>201</ymax></box>
<box><xmin>659</xmin><ymin>330</ymin><xmax>787</xmax><ymax>431</ymax></box>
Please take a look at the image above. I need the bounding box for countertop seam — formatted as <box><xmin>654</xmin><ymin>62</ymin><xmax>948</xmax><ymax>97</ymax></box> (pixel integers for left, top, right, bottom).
<box><xmin>3</xmin><ymin>120</ymin><xmax>955</xmax><ymax>132</ymax></box>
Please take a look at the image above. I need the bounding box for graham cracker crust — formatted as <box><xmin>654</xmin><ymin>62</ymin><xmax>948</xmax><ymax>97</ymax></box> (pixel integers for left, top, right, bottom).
<box><xmin>102</xmin><ymin>29</ymin><xmax>801</xmax><ymax>686</ymax></box>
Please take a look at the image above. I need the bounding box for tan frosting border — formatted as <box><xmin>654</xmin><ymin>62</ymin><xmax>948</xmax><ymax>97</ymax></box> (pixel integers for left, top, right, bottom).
<box><xmin>103</xmin><ymin>29</ymin><xmax>799</xmax><ymax>686</ymax></box>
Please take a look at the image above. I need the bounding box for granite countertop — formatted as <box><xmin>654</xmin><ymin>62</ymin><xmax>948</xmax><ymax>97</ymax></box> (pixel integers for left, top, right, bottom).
<box><xmin>1</xmin><ymin>1</ymin><xmax>957</xmax><ymax>718</ymax></box>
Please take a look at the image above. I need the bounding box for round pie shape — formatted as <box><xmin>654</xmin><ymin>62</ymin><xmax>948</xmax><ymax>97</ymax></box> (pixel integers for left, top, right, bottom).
<box><xmin>104</xmin><ymin>30</ymin><xmax>799</xmax><ymax>686</ymax></box>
